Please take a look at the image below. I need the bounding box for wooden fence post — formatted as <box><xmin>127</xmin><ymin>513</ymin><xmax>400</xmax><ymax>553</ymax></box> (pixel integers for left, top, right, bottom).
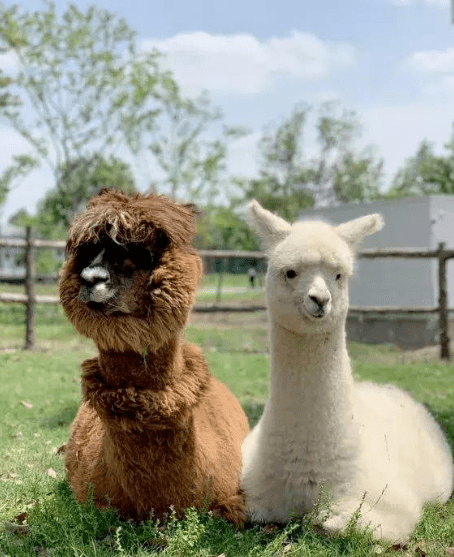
<box><xmin>215</xmin><ymin>258</ymin><xmax>226</xmax><ymax>303</ymax></box>
<box><xmin>438</xmin><ymin>242</ymin><xmax>450</xmax><ymax>361</ymax></box>
<box><xmin>24</xmin><ymin>226</ymin><xmax>35</xmax><ymax>350</ymax></box>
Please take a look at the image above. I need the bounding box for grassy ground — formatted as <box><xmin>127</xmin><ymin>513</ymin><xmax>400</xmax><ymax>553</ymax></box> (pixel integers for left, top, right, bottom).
<box><xmin>1</xmin><ymin>308</ymin><xmax>454</xmax><ymax>556</ymax></box>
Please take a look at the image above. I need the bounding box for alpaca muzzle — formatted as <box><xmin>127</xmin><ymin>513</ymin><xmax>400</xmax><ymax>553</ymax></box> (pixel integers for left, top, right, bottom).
<box><xmin>79</xmin><ymin>265</ymin><xmax>115</xmax><ymax>303</ymax></box>
<box><xmin>304</xmin><ymin>293</ymin><xmax>331</xmax><ymax>318</ymax></box>
<box><xmin>303</xmin><ymin>276</ymin><xmax>332</xmax><ymax>318</ymax></box>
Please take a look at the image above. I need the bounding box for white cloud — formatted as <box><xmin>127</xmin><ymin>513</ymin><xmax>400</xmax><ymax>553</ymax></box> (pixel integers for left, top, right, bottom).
<box><xmin>142</xmin><ymin>31</ymin><xmax>355</xmax><ymax>95</ymax></box>
<box><xmin>404</xmin><ymin>48</ymin><xmax>454</xmax><ymax>100</ymax></box>
<box><xmin>407</xmin><ymin>48</ymin><xmax>454</xmax><ymax>72</ymax></box>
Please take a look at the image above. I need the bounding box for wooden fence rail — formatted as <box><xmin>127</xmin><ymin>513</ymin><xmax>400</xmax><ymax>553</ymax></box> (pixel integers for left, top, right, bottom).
<box><xmin>0</xmin><ymin>230</ymin><xmax>453</xmax><ymax>359</ymax></box>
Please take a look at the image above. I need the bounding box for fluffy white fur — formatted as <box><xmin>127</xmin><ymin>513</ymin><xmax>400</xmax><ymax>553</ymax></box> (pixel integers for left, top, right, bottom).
<box><xmin>241</xmin><ymin>200</ymin><xmax>454</xmax><ymax>541</ymax></box>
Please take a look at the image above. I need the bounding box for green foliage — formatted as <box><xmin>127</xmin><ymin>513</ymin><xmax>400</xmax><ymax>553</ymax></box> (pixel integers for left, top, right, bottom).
<box><xmin>242</xmin><ymin>104</ymin><xmax>314</xmax><ymax>222</ymax></box>
<box><xmin>387</xmin><ymin>132</ymin><xmax>454</xmax><ymax>198</ymax></box>
<box><xmin>195</xmin><ymin>205</ymin><xmax>260</xmax><ymax>250</ymax></box>
<box><xmin>134</xmin><ymin>87</ymin><xmax>248</xmax><ymax>205</ymax></box>
<box><xmin>0</xmin><ymin>2</ymin><xmax>175</xmax><ymax>218</ymax></box>
<box><xmin>332</xmin><ymin>149</ymin><xmax>384</xmax><ymax>204</ymax></box>
<box><xmin>0</xmin><ymin>154</ymin><xmax>37</xmax><ymax>207</ymax></box>
<box><xmin>0</xmin><ymin>65</ymin><xmax>19</xmax><ymax>109</ymax></box>
<box><xmin>7</xmin><ymin>154</ymin><xmax>137</xmax><ymax>240</ymax></box>
<box><xmin>1</xmin><ymin>2</ymin><xmax>135</xmax><ymax>161</ymax></box>
<box><xmin>239</xmin><ymin>102</ymin><xmax>383</xmax><ymax>222</ymax></box>
<box><xmin>0</xmin><ymin>2</ymin><xmax>242</xmax><ymax>230</ymax></box>
<box><xmin>8</xmin><ymin>208</ymin><xmax>35</xmax><ymax>228</ymax></box>
<box><xmin>34</xmin><ymin>249</ymin><xmax>63</xmax><ymax>275</ymax></box>
<box><xmin>0</xmin><ymin>35</ymin><xmax>22</xmax><ymax>109</ymax></box>
<box><xmin>36</xmin><ymin>154</ymin><xmax>137</xmax><ymax>236</ymax></box>
<box><xmin>308</xmin><ymin>102</ymin><xmax>383</xmax><ymax>207</ymax></box>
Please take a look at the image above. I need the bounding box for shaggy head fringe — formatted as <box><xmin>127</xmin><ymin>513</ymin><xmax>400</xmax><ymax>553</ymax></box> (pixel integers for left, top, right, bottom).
<box><xmin>60</xmin><ymin>190</ymin><xmax>202</xmax><ymax>353</ymax></box>
<box><xmin>67</xmin><ymin>189</ymin><xmax>196</xmax><ymax>253</ymax></box>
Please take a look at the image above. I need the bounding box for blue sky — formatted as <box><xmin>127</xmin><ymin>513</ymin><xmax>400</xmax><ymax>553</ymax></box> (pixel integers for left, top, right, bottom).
<box><xmin>0</xmin><ymin>0</ymin><xmax>453</xmax><ymax>223</ymax></box>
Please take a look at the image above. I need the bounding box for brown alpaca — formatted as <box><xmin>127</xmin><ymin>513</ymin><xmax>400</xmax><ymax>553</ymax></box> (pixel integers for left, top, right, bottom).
<box><xmin>59</xmin><ymin>189</ymin><xmax>249</xmax><ymax>524</ymax></box>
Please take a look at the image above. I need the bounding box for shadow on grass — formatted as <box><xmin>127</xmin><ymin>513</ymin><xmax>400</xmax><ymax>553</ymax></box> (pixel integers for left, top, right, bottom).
<box><xmin>40</xmin><ymin>404</ymin><xmax>79</xmax><ymax>429</ymax></box>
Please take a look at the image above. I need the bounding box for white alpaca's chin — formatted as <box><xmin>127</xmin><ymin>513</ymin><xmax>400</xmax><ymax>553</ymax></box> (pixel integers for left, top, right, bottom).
<box><xmin>274</xmin><ymin>308</ymin><xmax>333</xmax><ymax>336</ymax></box>
<box><xmin>299</xmin><ymin>301</ymin><xmax>331</xmax><ymax>322</ymax></box>
<box><xmin>294</xmin><ymin>304</ymin><xmax>348</xmax><ymax>335</ymax></box>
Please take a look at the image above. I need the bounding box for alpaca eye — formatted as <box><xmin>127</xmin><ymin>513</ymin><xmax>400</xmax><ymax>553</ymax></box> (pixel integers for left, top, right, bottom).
<box><xmin>335</xmin><ymin>273</ymin><xmax>342</xmax><ymax>281</ymax></box>
<box><xmin>286</xmin><ymin>269</ymin><xmax>297</xmax><ymax>279</ymax></box>
<box><xmin>123</xmin><ymin>245</ymin><xmax>154</xmax><ymax>271</ymax></box>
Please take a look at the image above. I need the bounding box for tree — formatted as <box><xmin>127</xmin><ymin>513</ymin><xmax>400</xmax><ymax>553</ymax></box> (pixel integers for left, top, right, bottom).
<box><xmin>129</xmin><ymin>88</ymin><xmax>247</xmax><ymax>205</ymax></box>
<box><xmin>0</xmin><ymin>36</ymin><xmax>30</xmax><ymax>206</ymax></box>
<box><xmin>8</xmin><ymin>207</ymin><xmax>34</xmax><ymax>227</ymax></box>
<box><xmin>239</xmin><ymin>104</ymin><xmax>314</xmax><ymax>222</ymax></box>
<box><xmin>0</xmin><ymin>20</ymin><xmax>23</xmax><ymax>108</ymax></box>
<box><xmin>0</xmin><ymin>55</ymin><xmax>18</xmax><ymax>108</ymax></box>
<box><xmin>7</xmin><ymin>156</ymin><xmax>135</xmax><ymax>270</ymax></box>
<box><xmin>35</xmin><ymin>155</ymin><xmax>137</xmax><ymax>237</ymax></box>
<box><xmin>311</xmin><ymin>102</ymin><xmax>383</xmax><ymax>205</ymax></box>
<box><xmin>194</xmin><ymin>205</ymin><xmax>260</xmax><ymax>251</ymax></box>
<box><xmin>386</xmin><ymin>132</ymin><xmax>454</xmax><ymax>198</ymax></box>
<box><xmin>0</xmin><ymin>2</ymin><xmax>174</xmax><ymax>209</ymax></box>
<box><xmin>0</xmin><ymin>153</ymin><xmax>37</xmax><ymax>207</ymax></box>
<box><xmin>238</xmin><ymin>102</ymin><xmax>383</xmax><ymax>221</ymax></box>
<box><xmin>0</xmin><ymin>2</ymin><xmax>243</xmax><ymax>224</ymax></box>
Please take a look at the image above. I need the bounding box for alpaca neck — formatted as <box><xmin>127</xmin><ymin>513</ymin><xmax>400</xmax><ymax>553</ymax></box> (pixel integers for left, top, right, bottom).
<box><xmin>97</xmin><ymin>335</ymin><xmax>184</xmax><ymax>390</ymax></box>
<box><xmin>267</xmin><ymin>318</ymin><xmax>354</xmax><ymax>439</ymax></box>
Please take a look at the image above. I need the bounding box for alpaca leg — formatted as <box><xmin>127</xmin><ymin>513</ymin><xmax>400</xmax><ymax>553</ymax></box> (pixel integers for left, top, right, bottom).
<box><xmin>210</xmin><ymin>492</ymin><xmax>247</xmax><ymax>526</ymax></box>
<box><xmin>322</xmin><ymin>493</ymin><xmax>421</xmax><ymax>542</ymax></box>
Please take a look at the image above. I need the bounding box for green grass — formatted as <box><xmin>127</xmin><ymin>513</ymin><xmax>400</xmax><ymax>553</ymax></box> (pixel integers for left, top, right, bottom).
<box><xmin>1</xmin><ymin>313</ymin><xmax>454</xmax><ymax>556</ymax></box>
<box><xmin>0</xmin><ymin>283</ymin><xmax>59</xmax><ymax>296</ymax></box>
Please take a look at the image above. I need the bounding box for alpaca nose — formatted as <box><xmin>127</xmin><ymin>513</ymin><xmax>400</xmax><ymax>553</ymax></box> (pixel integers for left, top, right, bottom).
<box><xmin>79</xmin><ymin>265</ymin><xmax>113</xmax><ymax>304</ymax></box>
<box><xmin>81</xmin><ymin>266</ymin><xmax>110</xmax><ymax>285</ymax></box>
<box><xmin>309</xmin><ymin>293</ymin><xmax>330</xmax><ymax>309</ymax></box>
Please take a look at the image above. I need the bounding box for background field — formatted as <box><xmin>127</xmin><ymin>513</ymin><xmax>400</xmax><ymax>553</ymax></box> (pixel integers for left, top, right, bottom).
<box><xmin>1</xmin><ymin>305</ymin><xmax>454</xmax><ymax>556</ymax></box>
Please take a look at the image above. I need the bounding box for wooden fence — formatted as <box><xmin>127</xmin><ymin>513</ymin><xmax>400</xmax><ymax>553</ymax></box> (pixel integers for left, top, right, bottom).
<box><xmin>1</xmin><ymin>228</ymin><xmax>453</xmax><ymax>359</ymax></box>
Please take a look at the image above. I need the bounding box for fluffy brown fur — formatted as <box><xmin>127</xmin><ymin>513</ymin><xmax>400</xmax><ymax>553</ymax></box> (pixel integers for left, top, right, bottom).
<box><xmin>60</xmin><ymin>189</ymin><xmax>249</xmax><ymax>524</ymax></box>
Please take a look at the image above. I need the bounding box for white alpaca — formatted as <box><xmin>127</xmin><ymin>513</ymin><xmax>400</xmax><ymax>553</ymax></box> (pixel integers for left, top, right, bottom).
<box><xmin>241</xmin><ymin>201</ymin><xmax>454</xmax><ymax>541</ymax></box>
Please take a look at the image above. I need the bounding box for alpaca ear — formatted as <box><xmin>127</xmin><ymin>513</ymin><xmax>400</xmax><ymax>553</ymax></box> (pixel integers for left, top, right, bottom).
<box><xmin>336</xmin><ymin>214</ymin><xmax>384</xmax><ymax>249</ymax></box>
<box><xmin>247</xmin><ymin>200</ymin><xmax>291</xmax><ymax>250</ymax></box>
